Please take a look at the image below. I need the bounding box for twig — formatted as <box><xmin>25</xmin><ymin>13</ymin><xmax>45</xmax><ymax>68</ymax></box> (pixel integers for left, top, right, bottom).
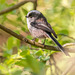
<box><xmin>63</xmin><ymin>43</ymin><xmax>75</xmax><ymax>47</ymax></box>
<box><xmin>33</xmin><ymin>0</ymin><xmax>37</xmax><ymax>10</ymax></box>
<box><xmin>0</xmin><ymin>0</ymin><xmax>36</xmax><ymax>15</ymax></box>
<box><xmin>57</xmin><ymin>33</ymin><xmax>75</xmax><ymax>41</ymax></box>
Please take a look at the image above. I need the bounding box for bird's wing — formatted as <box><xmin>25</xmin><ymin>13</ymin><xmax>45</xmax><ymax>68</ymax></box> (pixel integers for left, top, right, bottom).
<box><xmin>30</xmin><ymin>22</ymin><xmax>53</xmax><ymax>33</ymax></box>
<box><xmin>47</xmin><ymin>23</ymin><xmax>57</xmax><ymax>38</ymax></box>
<box><xmin>31</xmin><ymin>18</ymin><xmax>57</xmax><ymax>38</ymax></box>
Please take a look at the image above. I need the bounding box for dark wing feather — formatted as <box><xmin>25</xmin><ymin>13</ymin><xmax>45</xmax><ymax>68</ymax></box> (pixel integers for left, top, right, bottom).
<box><xmin>31</xmin><ymin>17</ymin><xmax>57</xmax><ymax>38</ymax></box>
<box><xmin>47</xmin><ymin>24</ymin><xmax>57</xmax><ymax>38</ymax></box>
<box><xmin>31</xmin><ymin>22</ymin><xmax>53</xmax><ymax>33</ymax></box>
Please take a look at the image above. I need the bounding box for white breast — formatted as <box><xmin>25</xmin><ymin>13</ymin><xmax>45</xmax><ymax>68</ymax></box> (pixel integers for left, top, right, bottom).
<box><xmin>26</xmin><ymin>18</ymin><xmax>48</xmax><ymax>38</ymax></box>
<box><xmin>27</xmin><ymin>18</ymin><xmax>31</xmax><ymax>29</ymax></box>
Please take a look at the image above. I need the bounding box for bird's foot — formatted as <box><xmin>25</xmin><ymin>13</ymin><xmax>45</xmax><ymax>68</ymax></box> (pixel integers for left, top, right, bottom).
<box><xmin>42</xmin><ymin>38</ymin><xmax>46</xmax><ymax>46</ymax></box>
<box><xmin>32</xmin><ymin>38</ymin><xmax>36</xmax><ymax>44</ymax></box>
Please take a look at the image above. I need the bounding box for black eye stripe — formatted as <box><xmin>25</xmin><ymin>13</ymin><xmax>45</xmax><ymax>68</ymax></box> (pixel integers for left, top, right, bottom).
<box><xmin>29</xmin><ymin>14</ymin><xmax>31</xmax><ymax>17</ymax></box>
<box><xmin>29</xmin><ymin>13</ymin><xmax>33</xmax><ymax>17</ymax></box>
<box><xmin>28</xmin><ymin>12</ymin><xmax>39</xmax><ymax>18</ymax></box>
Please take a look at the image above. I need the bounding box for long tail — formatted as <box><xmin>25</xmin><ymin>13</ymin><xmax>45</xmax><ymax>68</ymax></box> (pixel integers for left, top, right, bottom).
<box><xmin>46</xmin><ymin>32</ymin><xmax>69</xmax><ymax>56</ymax></box>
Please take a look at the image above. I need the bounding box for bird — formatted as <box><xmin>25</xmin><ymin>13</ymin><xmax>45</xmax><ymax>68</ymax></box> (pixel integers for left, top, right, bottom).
<box><xmin>25</xmin><ymin>10</ymin><xmax>69</xmax><ymax>56</ymax></box>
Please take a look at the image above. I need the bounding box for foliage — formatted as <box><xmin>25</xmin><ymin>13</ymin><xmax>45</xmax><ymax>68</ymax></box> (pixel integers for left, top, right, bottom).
<box><xmin>0</xmin><ymin>0</ymin><xmax>75</xmax><ymax>75</ymax></box>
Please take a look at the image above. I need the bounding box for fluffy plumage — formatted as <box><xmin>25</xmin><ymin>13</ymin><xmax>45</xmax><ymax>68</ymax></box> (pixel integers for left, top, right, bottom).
<box><xmin>26</xmin><ymin>10</ymin><xmax>69</xmax><ymax>56</ymax></box>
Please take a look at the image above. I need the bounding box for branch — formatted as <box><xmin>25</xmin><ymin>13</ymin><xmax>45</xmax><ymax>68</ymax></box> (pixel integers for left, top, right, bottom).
<box><xmin>33</xmin><ymin>0</ymin><xmax>37</xmax><ymax>10</ymax></box>
<box><xmin>0</xmin><ymin>24</ymin><xmax>75</xmax><ymax>53</ymax></box>
<box><xmin>0</xmin><ymin>24</ymin><xmax>59</xmax><ymax>51</ymax></box>
<box><xmin>0</xmin><ymin>0</ymin><xmax>36</xmax><ymax>15</ymax></box>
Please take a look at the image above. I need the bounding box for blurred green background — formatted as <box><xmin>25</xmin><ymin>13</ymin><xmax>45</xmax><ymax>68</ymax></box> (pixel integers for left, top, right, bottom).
<box><xmin>0</xmin><ymin>0</ymin><xmax>75</xmax><ymax>75</ymax></box>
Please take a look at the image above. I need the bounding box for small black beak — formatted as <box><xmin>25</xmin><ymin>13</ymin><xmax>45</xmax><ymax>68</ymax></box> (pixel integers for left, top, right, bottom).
<box><xmin>25</xmin><ymin>16</ymin><xmax>28</xmax><ymax>18</ymax></box>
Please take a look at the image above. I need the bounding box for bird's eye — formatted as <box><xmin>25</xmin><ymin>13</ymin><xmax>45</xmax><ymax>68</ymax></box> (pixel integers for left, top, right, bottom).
<box><xmin>29</xmin><ymin>14</ymin><xmax>33</xmax><ymax>18</ymax></box>
<box><xmin>30</xmin><ymin>16</ymin><xmax>32</xmax><ymax>18</ymax></box>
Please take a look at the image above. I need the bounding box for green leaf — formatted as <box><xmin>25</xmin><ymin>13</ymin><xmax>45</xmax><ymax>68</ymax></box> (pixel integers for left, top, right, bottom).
<box><xmin>21</xmin><ymin>8</ymin><xmax>28</xmax><ymax>15</ymax></box>
<box><xmin>0</xmin><ymin>64</ymin><xmax>8</xmax><ymax>74</ymax></box>
<box><xmin>20</xmin><ymin>50</ymin><xmax>30</xmax><ymax>57</ymax></box>
<box><xmin>35</xmin><ymin>50</ymin><xmax>43</xmax><ymax>56</ymax></box>
<box><xmin>6</xmin><ymin>37</ymin><xmax>20</xmax><ymax>49</ymax></box>
<box><xmin>12</xmin><ymin>70</ymin><xmax>22</xmax><ymax>75</ymax></box>
<box><xmin>7</xmin><ymin>37</ymin><xmax>14</xmax><ymax>49</ymax></box>
<box><xmin>16</xmin><ymin>55</ymin><xmax>45</xmax><ymax>75</ymax></box>
<box><xmin>60</xmin><ymin>29</ymin><xmax>69</xmax><ymax>35</ymax></box>
<box><xmin>26</xmin><ymin>35</ymin><xmax>32</xmax><ymax>40</ymax></box>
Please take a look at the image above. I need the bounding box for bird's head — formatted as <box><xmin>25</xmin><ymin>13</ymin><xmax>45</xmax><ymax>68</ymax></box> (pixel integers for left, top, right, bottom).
<box><xmin>26</xmin><ymin>10</ymin><xmax>42</xmax><ymax>22</ymax></box>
